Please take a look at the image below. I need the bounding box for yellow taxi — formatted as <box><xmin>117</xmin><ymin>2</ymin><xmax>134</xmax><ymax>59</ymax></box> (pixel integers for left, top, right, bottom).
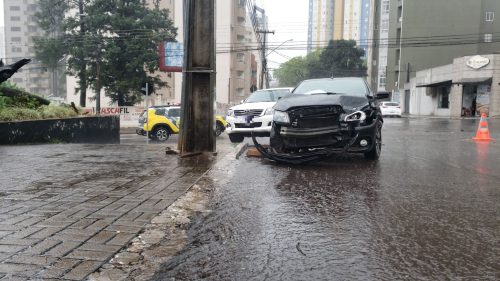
<box><xmin>136</xmin><ymin>106</ymin><xmax>228</xmax><ymax>141</ymax></box>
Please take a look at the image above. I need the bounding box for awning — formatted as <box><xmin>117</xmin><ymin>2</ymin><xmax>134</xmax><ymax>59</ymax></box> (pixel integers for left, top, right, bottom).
<box><xmin>416</xmin><ymin>80</ymin><xmax>452</xmax><ymax>88</ymax></box>
<box><xmin>452</xmin><ymin>77</ymin><xmax>492</xmax><ymax>85</ymax></box>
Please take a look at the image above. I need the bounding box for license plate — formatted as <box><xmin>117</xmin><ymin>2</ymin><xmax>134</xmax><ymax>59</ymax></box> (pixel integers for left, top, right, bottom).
<box><xmin>236</xmin><ymin>116</ymin><xmax>250</xmax><ymax>123</ymax></box>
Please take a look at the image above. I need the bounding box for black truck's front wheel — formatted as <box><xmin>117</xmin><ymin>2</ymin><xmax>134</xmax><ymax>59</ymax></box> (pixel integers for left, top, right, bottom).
<box><xmin>364</xmin><ymin>121</ymin><xmax>382</xmax><ymax>160</ymax></box>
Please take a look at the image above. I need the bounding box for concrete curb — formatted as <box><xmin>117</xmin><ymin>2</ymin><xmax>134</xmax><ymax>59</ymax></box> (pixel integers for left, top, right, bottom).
<box><xmin>234</xmin><ymin>143</ymin><xmax>248</xmax><ymax>159</ymax></box>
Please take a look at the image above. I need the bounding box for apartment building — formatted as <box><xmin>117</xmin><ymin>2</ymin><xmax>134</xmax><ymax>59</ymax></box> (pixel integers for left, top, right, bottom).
<box><xmin>307</xmin><ymin>0</ymin><xmax>337</xmax><ymax>53</ymax></box>
<box><xmin>307</xmin><ymin>0</ymin><xmax>370</xmax><ymax>55</ymax></box>
<box><xmin>370</xmin><ymin>0</ymin><xmax>500</xmax><ymax>111</ymax></box>
<box><xmin>1</xmin><ymin>0</ymin><xmax>62</xmax><ymax>97</ymax></box>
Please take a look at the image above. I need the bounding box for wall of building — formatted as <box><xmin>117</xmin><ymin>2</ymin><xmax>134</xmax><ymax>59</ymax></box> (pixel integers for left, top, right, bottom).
<box><xmin>406</xmin><ymin>54</ymin><xmax>500</xmax><ymax>117</ymax></box>
<box><xmin>333</xmin><ymin>0</ymin><xmax>344</xmax><ymax>40</ymax></box>
<box><xmin>385</xmin><ymin>0</ymin><xmax>500</xmax><ymax>94</ymax></box>
<box><xmin>343</xmin><ymin>0</ymin><xmax>361</xmax><ymax>42</ymax></box>
<box><xmin>409</xmin><ymin>64</ymin><xmax>452</xmax><ymax>116</ymax></box>
<box><xmin>308</xmin><ymin>0</ymin><xmax>336</xmax><ymax>52</ymax></box>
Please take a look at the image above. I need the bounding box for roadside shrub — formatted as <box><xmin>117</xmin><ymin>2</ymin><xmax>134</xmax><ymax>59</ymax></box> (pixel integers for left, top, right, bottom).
<box><xmin>0</xmin><ymin>105</ymin><xmax>78</xmax><ymax>122</ymax></box>
<box><xmin>39</xmin><ymin>105</ymin><xmax>78</xmax><ymax>119</ymax></box>
<box><xmin>0</xmin><ymin>107</ymin><xmax>41</xmax><ymax>121</ymax></box>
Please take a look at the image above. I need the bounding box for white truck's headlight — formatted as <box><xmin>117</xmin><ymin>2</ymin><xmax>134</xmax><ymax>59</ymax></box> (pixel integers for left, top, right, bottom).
<box><xmin>273</xmin><ymin>110</ymin><xmax>290</xmax><ymax>124</ymax></box>
<box><xmin>264</xmin><ymin>108</ymin><xmax>274</xmax><ymax>115</ymax></box>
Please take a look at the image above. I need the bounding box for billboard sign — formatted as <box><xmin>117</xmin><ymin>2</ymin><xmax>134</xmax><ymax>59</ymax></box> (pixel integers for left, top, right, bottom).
<box><xmin>159</xmin><ymin>42</ymin><xmax>183</xmax><ymax>72</ymax></box>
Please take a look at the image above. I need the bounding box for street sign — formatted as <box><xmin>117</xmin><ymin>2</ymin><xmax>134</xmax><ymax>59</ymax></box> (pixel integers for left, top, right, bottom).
<box><xmin>159</xmin><ymin>42</ymin><xmax>183</xmax><ymax>72</ymax></box>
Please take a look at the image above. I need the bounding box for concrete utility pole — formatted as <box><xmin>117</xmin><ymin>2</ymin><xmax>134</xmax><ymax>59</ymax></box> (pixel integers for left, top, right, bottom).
<box><xmin>178</xmin><ymin>0</ymin><xmax>216</xmax><ymax>155</ymax></box>
<box><xmin>257</xmin><ymin>29</ymin><xmax>274</xmax><ymax>89</ymax></box>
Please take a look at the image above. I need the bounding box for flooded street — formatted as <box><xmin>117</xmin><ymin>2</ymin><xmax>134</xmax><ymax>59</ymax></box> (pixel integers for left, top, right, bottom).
<box><xmin>153</xmin><ymin>118</ymin><xmax>500</xmax><ymax>281</ymax></box>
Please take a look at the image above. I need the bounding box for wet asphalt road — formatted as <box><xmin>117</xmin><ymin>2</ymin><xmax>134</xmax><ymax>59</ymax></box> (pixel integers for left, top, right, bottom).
<box><xmin>152</xmin><ymin>118</ymin><xmax>500</xmax><ymax>281</ymax></box>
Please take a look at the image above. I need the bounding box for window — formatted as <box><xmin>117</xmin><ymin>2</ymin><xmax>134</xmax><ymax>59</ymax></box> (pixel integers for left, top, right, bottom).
<box><xmin>236</xmin><ymin>88</ymin><xmax>245</xmax><ymax>97</ymax></box>
<box><xmin>237</xmin><ymin>16</ymin><xmax>245</xmax><ymax>24</ymax></box>
<box><xmin>237</xmin><ymin>71</ymin><xmax>244</xmax><ymax>79</ymax></box>
<box><xmin>395</xmin><ymin>49</ymin><xmax>401</xmax><ymax>65</ymax></box>
<box><xmin>239</xmin><ymin>0</ymin><xmax>246</xmax><ymax>8</ymax></box>
<box><xmin>484</xmin><ymin>33</ymin><xmax>493</xmax><ymax>43</ymax></box>
<box><xmin>486</xmin><ymin>11</ymin><xmax>494</xmax><ymax>22</ymax></box>
<box><xmin>382</xmin><ymin>1</ymin><xmax>390</xmax><ymax>13</ymax></box>
<box><xmin>236</xmin><ymin>53</ymin><xmax>245</xmax><ymax>62</ymax></box>
<box><xmin>10</xmin><ymin>6</ymin><xmax>21</xmax><ymax>11</ymax></box>
<box><xmin>11</xmin><ymin>47</ymin><xmax>22</xmax><ymax>53</ymax></box>
<box><xmin>13</xmin><ymin>78</ymin><xmax>23</xmax><ymax>83</ymax></box>
<box><xmin>28</xmin><ymin>26</ymin><xmax>38</xmax><ymax>32</ymax></box>
<box><xmin>11</xmin><ymin>26</ymin><xmax>21</xmax><ymax>32</ymax></box>
<box><xmin>11</xmin><ymin>37</ymin><xmax>22</xmax><ymax>42</ymax></box>
<box><xmin>438</xmin><ymin>87</ymin><xmax>450</xmax><ymax>109</ymax></box>
<box><xmin>10</xmin><ymin>16</ymin><xmax>21</xmax><ymax>21</ymax></box>
<box><xmin>379</xmin><ymin>75</ymin><xmax>387</xmax><ymax>87</ymax></box>
<box><xmin>381</xmin><ymin>19</ymin><xmax>389</xmax><ymax>32</ymax></box>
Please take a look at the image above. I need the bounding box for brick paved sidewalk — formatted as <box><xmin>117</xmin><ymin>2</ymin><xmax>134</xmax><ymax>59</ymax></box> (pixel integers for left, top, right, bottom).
<box><xmin>0</xmin><ymin>142</ymin><xmax>222</xmax><ymax>280</ymax></box>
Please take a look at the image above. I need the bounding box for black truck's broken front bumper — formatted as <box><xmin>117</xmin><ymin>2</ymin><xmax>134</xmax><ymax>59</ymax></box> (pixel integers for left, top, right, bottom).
<box><xmin>253</xmin><ymin>121</ymin><xmax>378</xmax><ymax>164</ymax></box>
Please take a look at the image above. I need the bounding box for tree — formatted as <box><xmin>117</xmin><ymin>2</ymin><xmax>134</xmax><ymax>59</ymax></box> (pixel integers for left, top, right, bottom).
<box><xmin>35</xmin><ymin>0</ymin><xmax>177</xmax><ymax>106</ymax></box>
<box><xmin>273</xmin><ymin>56</ymin><xmax>307</xmax><ymax>87</ymax></box>
<box><xmin>34</xmin><ymin>0</ymin><xmax>68</xmax><ymax>98</ymax></box>
<box><xmin>274</xmin><ymin>40</ymin><xmax>367</xmax><ymax>86</ymax></box>
<box><xmin>320</xmin><ymin>40</ymin><xmax>367</xmax><ymax>77</ymax></box>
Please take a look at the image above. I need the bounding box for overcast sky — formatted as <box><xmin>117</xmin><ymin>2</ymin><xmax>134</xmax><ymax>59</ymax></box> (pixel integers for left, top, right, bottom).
<box><xmin>0</xmin><ymin>1</ymin><xmax>3</xmax><ymax>26</ymax></box>
<box><xmin>258</xmin><ymin>0</ymin><xmax>309</xmax><ymax>70</ymax></box>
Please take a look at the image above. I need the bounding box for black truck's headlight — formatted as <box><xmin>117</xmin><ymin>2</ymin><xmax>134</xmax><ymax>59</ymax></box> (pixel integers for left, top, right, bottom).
<box><xmin>273</xmin><ymin>110</ymin><xmax>290</xmax><ymax>124</ymax></box>
<box><xmin>344</xmin><ymin>111</ymin><xmax>367</xmax><ymax>122</ymax></box>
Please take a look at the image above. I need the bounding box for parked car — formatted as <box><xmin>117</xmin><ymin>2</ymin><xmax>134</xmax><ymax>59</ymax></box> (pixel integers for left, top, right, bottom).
<box><xmin>136</xmin><ymin>106</ymin><xmax>180</xmax><ymax>141</ymax></box>
<box><xmin>380</xmin><ymin>101</ymin><xmax>402</xmax><ymax>117</ymax></box>
<box><xmin>252</xmin><ymin>78</ymin><xmax>389</xmax><ymax>163</ymax></box>
<box><xmin>225</xmin><ymin>88</ymin><xmax>293</xmax><ymax>143</ymax></box>
<box><xmin>137</xmin><ymin>106</ymin><xmax>228</xmax><ymax>141</ymax></box>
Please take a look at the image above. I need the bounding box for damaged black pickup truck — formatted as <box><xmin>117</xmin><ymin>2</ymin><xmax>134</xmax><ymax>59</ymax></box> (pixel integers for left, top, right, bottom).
<box><xmin>253</xmin><ymin>77</ymin><xmax>390</xmax><ymax>164</ymax></box>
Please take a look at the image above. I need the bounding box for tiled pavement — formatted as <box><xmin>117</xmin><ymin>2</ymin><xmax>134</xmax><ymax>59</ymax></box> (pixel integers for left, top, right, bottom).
<box><xmin>0</xmin><ymin>142</ymin><xmax>218</xmax><ymax>280</ymax></box>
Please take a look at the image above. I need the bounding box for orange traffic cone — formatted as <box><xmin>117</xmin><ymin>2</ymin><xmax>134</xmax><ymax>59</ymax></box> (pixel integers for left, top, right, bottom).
<box><xmin>473</xmin><ymin>113</ymin><xmax>494</xmax><ymax>141</ymax></box>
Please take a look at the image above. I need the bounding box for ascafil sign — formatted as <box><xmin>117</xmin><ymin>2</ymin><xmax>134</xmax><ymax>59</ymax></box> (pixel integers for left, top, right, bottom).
<box><xmin>466</xmin><ymin>55</ymin><xmax>490</xmax><ymax>69</ymax></box>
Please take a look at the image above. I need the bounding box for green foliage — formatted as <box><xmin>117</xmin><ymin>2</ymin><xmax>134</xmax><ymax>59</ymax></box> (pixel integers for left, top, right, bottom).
<box><xmin>0</xmin><ymin>105</ymin><xmax>78</xmax><ymax>122</ymax></box>
<box><xmin>35</xmin><ymin>0</ymin><xmax>178</xmax><ymax>106</ymax></box>
<box><xmin>0</xmin><ymin>96</ymin><xmax>10</xmax><ymax>109</ymax></box>
<box><xmin>273</xmin><ymin>56</ymin><xmax>308</xmax><ymax>87</ymax></box>
<box><xmin>274</xmin><ymin>40</ymin><xmax>367</xmax><ymax>87</ymax></box>
<box><xmin>0</xmin><ymin>82</ymin><xmax>44</xmax><ymax>109</ymax></box>
<box><xmin>0</xmin><ymin>108</ymin><xmax>41</xmax><ymax>121</ymax></box>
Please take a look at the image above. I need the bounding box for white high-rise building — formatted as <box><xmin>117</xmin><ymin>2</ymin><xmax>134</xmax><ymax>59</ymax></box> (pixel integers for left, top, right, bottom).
<box><xmin>1</xmin><ymin>0</ymin><xmax>63</xmax><ymax>96</ymax></box>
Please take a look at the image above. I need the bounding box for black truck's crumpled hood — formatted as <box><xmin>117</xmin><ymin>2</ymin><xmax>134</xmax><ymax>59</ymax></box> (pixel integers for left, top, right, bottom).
<box><xmin>273</xmin><ymin>93</ymin><xmax>369</xmax><ymax>112</ymax></box>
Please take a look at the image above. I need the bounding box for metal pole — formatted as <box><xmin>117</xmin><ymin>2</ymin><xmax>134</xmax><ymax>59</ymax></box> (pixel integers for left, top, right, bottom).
<box><xmin>145</xmin><ymin>82</ymin><xmax>149</xmax><ymax>144</ymax></box>
<box><xmin>78</xmin><ymin>0</ymin><xmax>87</xmax><ymax>107</ymax></box>
<box><xmin>96</xmin><ymin>62</ymin><xmax>100</xmax><ymax>115</ymax></box>
<box><xmin>396</xmin><ymin>0</ymin><xmax>404</xmax><ymax>102</ymax></box>
<box><xmin>178</xmin><ymin>0</ymin><xmax>216</xmax><ymax>155</ymax></box>
<box><xmin>95</xmin><ymin>42</ymin><xmax>101</xmax><ymax>116</ymax></box>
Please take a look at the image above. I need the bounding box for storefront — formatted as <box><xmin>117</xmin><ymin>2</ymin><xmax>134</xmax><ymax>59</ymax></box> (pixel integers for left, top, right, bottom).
<box><xmin>404</xmin><ymin>54</ymin><xmax>500</xmax><ymax>117</ymax></box>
